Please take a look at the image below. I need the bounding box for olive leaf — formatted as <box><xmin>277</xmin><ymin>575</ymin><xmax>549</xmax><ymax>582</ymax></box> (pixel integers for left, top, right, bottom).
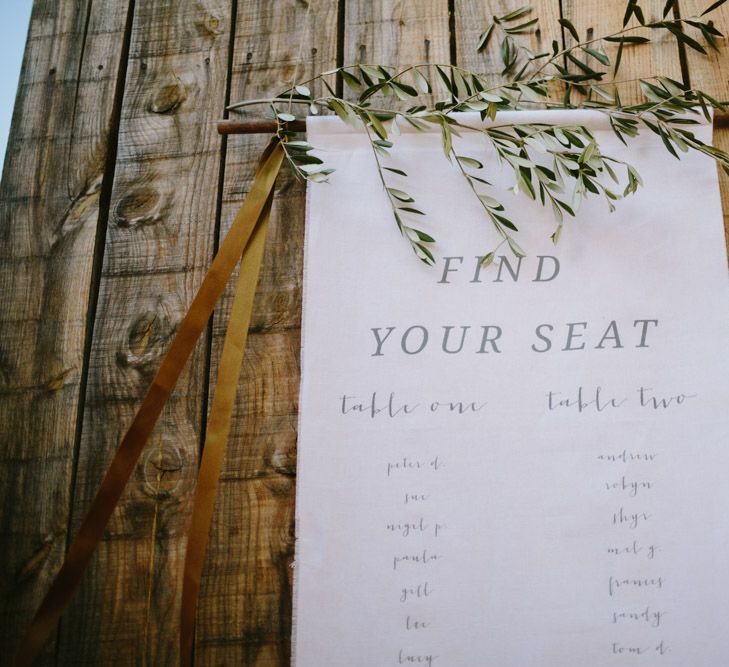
<box><xmin>227</xmin><ymin>1</ymin><xmax>729</xmax><ymax>266</ymax></box>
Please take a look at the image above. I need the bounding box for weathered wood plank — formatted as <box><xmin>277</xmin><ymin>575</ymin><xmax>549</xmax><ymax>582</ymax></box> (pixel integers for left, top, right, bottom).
<box><xmin>341</xmin><ymin>0</ymin><xmax>450</xmax><ymax>268</ymax></box>
<box><xmin>56</xmin><ymin>1</ymin><xmax>233</xmax><ymax>664</ymax></box>
<box><xmin>678</xmin><ymin>0</ymin><xmax>729</xmax><ymax>246</ymax></box>
<box><xmin>4</xmin><ymin>2</ymin><xmax>726</xmax><ymax>665</ymax></box>
<box><xmin>344</xmin><ymin>0</ymin><xmax>450</xmax><ymax>107</ymax></box>
<box><xmin>196</xmin><ymin>330</ymin><xmax>302</xmax><ymax>666</ymax></box>
<box><xmin>678</xmin><ymin>0</ymin><xmax>729</xmax><ymax>100</ymax></box>
<box><xmin>194</xmin><ymin>2</ymin><xmax>338</xmax><ymax>665</ymax></box>
<box><xmin>561</xmin><ymin>0</ymin><xmax>683</xmax><ymax>104</ymax></box>
<box><xmin>345</xmin><ymin>0</ymin><xmax>451</xmax><ymax>67</ymax></box>
<box><xmin>714</xmin><ymin>130</ymin><xmax>729</xmax><ymax>253</ymax></box>
<box><xmin>455</xmin><ymin>0</ymin><xmax>563</xmax><ymax>91</ymax></box>
<box><xmin>0</xmin><ymin>0</ymin><xmax>132</xmax><ymax>661</ymax></box>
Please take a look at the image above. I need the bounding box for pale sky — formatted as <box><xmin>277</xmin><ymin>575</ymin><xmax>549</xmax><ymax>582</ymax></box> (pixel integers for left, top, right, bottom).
<box><xmin>1</xmin><ymin>2</ymin><xmax>33</xmax><ymax>168</ymax></box>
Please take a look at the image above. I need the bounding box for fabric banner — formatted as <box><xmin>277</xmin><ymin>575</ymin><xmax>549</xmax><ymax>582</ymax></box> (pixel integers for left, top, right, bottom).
<box><xmin>293</xmin><ymin>110</ymin><xmax>729</xmax><ymax>666</ymax></box>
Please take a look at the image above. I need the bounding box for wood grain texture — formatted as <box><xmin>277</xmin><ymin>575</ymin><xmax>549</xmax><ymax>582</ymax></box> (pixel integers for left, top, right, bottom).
<box><xmin>194</xmin><ymin>2</ymin><xmax>338</xmax><ymax>665</ymax></box>
<box><xmin>56</xmin><ymin>1</ymin><xmax>232</xmax><ymax>664</ymax></box>
<box><xmin>455</xmin><ymin>0</ymin><xmax>563</xmax><ymax>91</ymax></box>
<box><xmin>678</xmin><ymin>0</ymin><xmax>729</xmax><ymax>100</ymax></box>
<box><xmin>678</xmin><ymin>0</ymin><xmax>729</xmax><ymax>247</ymax></box>
<box><xmin>561</xmin><ymin>0</ymin><xmax>683</xmax><ymax>104</ymax></box>
<box><xmin>678</xmin><ymin>0</ymin><xmax>729</xmax><ymax>102</ymax></box>
<box><xmin>714</xmin><ymin>124</ymin><xmax>729</xmax><ymax>249</ymax></box>
<box><xmin>344</xmin><ymin>0</ymin><xmax>451</xmax><ymax>68</ymax></box>
<box><xmin>0</xmin><ymin>0</ymin><xmax>132</xmax><ymax>661</ymax></box>
<box><xmin>2</xmin><ymin>1</ymin><xmax>728</xmax><ymax>665</ymax></box>
<box><xmin>344</xmin><ymin>0</ymin><xmax>450</xmax><ymax>106</ymax></box>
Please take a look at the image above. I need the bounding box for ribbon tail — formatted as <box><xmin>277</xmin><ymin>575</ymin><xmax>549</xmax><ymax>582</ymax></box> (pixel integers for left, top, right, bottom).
<box><xmin>13</xmin><ymin>139</ymin><xmax>284</xmax><ymax>667</ymax></box>
<box><xmin>179</xmin><ymin>187</ymin><xmax>274</xmax><ymax>666</ymax></box>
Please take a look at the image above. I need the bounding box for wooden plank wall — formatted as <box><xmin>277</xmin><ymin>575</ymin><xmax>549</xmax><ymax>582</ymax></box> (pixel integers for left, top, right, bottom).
<box><xmin>1</xmin><ymin>0</ymin><xmax>727</xmax><ymax>665</ymax></box>
<box><xmin>0</xmin><ymin>2</ymin><xmax>134</xmax><ymax>664</ymax></box>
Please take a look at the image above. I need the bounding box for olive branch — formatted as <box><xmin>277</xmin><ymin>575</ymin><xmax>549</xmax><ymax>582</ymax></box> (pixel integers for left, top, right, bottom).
<box><xmin>230</xmin><ymin>0</ymin><xmax>729</xmax><ymax>267</ymax></box>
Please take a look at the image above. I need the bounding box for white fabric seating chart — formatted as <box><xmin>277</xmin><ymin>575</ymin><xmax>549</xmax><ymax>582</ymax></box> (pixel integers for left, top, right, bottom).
<box><xmin>292</xmin><ymin>110</ymin><xmax>729</xmax><ymax>666</ymax></box>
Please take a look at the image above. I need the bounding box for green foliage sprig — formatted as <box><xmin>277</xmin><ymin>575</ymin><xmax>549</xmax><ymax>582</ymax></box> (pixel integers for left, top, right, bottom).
<box><xmin>229</xmin><ymin>0</ymin><xmax>729</xmax><ymax>266</ymax></box>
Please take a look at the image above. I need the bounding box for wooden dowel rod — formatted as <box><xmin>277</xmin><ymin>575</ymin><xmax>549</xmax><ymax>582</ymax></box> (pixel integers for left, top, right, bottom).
<box><xmin>218</xmin><ymin>113</ymin><xmax>729</xmax><ymax>135</ymax></box>
<box><xmin>217</xmin><ymin>119</ymin><xmax>306</xmax><ymax>134</ymax></box>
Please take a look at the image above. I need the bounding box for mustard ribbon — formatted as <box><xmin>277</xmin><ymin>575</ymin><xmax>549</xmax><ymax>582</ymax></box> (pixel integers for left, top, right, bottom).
<box><xmin>14</xmin><ymin>138</ymin><xmax>284</xmax><ymax>666</ymax></box>
<box><xmin>179</xmin><ymin>180</ymin><xmax>274</xmax><ymax>665</ymax></box>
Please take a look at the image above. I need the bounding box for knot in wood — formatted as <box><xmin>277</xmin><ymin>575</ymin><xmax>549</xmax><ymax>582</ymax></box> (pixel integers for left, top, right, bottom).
<box><xmin>113</xmin><ymin>185</ymin><xmax>165</xmax><ymax>228</ymax></box>
<box><xmin>44</xmin><ymin>366</ymin><xmax>76</xmax><ymax>392</ymax></box>
<box><xmin>140</xmin><ymin>438</ymin><xmax>186</xmax><ymax>500</ymax></box>
<box><xmin>148</xmin><ymin>80</ymin><xmax>187</xmax><ymax>114</ymax></box>
<box><xmin>116</xmin><ymin>298</ymin><xmax>179</xmax><ymax>374</ymax></box>
<box><xmin>49</xmin><ymin>175</ymin><xmax>103</xmax><ymax>249</ymax></box>
<box><xmin>13</xmin><ymin>533</ymin><xmax>58</xmax><ymax>589</ymax></box>
<box><xmin>127</xmin><ymin>426</ymin><xmax>195</xmax><ymax>533</ymax></box>
<box><xmin>263</xmin><ymin>426</ymin><xmax>297</xmax><ymax>496</ymax></box>
<box><xmin>269</xmin><ymin>437</ymin><xmax>296</xmax><ymax>479</ymax></box>
<box><xmin>194</xmin><ymin>6</ymin><xmax>224</xmax><ymax>37</ymax></box>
